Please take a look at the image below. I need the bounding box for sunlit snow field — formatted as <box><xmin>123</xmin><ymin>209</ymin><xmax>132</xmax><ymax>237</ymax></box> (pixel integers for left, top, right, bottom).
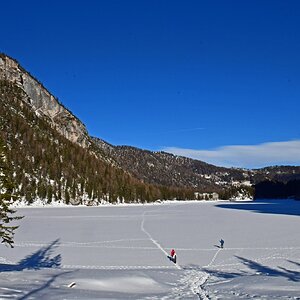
<box><xmin>0</xmin><ymin>200</ymin><xmax>300</xmax><ymax>299</ymax></box>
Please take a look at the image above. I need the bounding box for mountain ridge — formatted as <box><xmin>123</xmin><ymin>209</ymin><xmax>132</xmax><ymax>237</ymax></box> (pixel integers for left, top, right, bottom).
<box><xmin>93</xmin><ymin>138</ymin><xmax>300</xmax><ymax>192</ymax></box>
<box><xmin>0</xmin><ymin>53</ymin><xmax>91</xmax><ymax>148</ymax></box>
<box><xmin>1</xmin><ymin>53</ymin><xmax>300</xmax><ymax>203</ymax></box>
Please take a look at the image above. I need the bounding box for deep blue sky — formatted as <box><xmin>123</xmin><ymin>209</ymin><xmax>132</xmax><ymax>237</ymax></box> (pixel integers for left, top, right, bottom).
<box><xmin>1</xmin><ymin>1</ymin><xmax>300</xmax><ymax>167</ymax></box>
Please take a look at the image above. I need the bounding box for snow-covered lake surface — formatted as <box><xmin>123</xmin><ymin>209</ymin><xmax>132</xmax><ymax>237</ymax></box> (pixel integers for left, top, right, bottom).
<box><xmin>1</xmin><ymin>199</ymin><xmax>300</xmax><ymax>299</ymax></box>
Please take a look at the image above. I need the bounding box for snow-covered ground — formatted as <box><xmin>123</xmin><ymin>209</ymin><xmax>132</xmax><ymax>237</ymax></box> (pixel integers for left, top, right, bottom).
<box><xmin>0</xmin><ymin>199</ymin><xmax>300</xmax><ymax>299</ymax></box>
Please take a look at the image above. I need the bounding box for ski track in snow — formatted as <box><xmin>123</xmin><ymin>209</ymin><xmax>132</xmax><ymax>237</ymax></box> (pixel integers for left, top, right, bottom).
<box><xmin>0</xmin><ymin>257</ymin><xmax>14</xmax><ymax>265</ymax></box>
<box><xmin>0</xmin><ymin>287</ymin><xmax>23</xmax><ymax>293</ymax></box>
<box><xmin>15</xmin><ymin>241</ymin><xmax>183</xmax><ymax>249</ymax></box>
<box><xmin>140</xmin><ymin>209</ymin><xmax>213</xmax><ymax>299</ymax></box>
<box><xmin>13</xmin><ymin>237</ymin><xmax>300</xmax><ymax>297</ymax></box>
<box><xmin>141</xmin><ymin>211</ymin><xmax>181</xmax><ymax>270</ymax></box>
<box><xmin>11</xmin><ymin>239</ymin><xmax>300</xmax><ymax>299</ymax></box>
<box><xmin>14</xmin><ymin>241</ymin><xmax>300</xmax><ymax>252</ymax></box>
<box><xmin>205</xmin><ymin>248</ymin><xmax>222</xmax><ymax>268</ymax></box>
<box><xmin>62</xmin><ymin>265</ymin><xmax>177</xmax><ymax>270</ymax></box>
<box><xmin>185</xmin><ymin>248</ymin><xmax>222</xmax><ymax>299</ymax></box>
<box><xmin>7</xmin><ymin>203</ymin><xmax>300</xmax><ymax>300</ymax></box>
<box><xmin>27</xmin><ymin>214</ymin><xmax>161</xmax><ymax>219</ymax></box>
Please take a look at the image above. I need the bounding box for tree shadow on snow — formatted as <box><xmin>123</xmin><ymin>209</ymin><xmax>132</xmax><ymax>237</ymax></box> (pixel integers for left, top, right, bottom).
<box><xmin>0</xmin><ymin>239</ymin><xmax>61</xmax><ymax>272</ymax></box>
<box><xmin>236</xmin><ymin>256</ymin><xmax>300</xmax><ymax>282</ymax></box>
<box><xmin>184</xmin><ymin>264</ymin><xmax>242</xmax><ymax>279</ymax></box>
<box><xmin>17</xmin><ymin>270</ymin><xmax>73</xmax><ymax>300</ymax></box>
<box><xmin>204</xmin><ymin>256</ymin><xmax>300</xmax><ymax>283</ymax></box>
<box><xmin>183</xmin><ymin>255</ymin><xmax>300</xmax><ymax>286</ymax></box>
<box><xmin>202</xmin><ymin>266</ymin><xmax>245</xmax><ymax>280</ymax></box>
<box><xmin>216</xmin><ymin>199</ymin><xmax>300</xmax><ymax>217</ymax></box>
<box><xmin>287</xmin><ymin>260</ymin><xmax>300</xmax><ymax>268</ymax></box>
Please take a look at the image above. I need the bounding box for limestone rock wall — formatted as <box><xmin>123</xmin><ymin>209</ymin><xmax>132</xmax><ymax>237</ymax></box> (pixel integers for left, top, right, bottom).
<box><xmin>0</xmin><ymin>54</ymin><xmax>90</xmax><ymax>148</ymax></box>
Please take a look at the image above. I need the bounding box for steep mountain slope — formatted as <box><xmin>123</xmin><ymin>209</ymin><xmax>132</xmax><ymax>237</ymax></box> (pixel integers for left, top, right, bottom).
<box><xmin>1</xmin><ymin>53</ymin><xmax>299</xmax><ymax>203</ymax></box>
<box><xmin>93</xmin><ymin>139</ymin><xmax>300</xmax><ymax>192</ymax></box>
<box><xmin>0</xmin><ymin>53</ymin><xmax>91</xmax><ymax>149</ymax></box>
<box><xmin>0</xmin><ymin>54</ymin><xmax>195</xmax><ymax>204</ymax></box>
<box><xmin>93</xmin><ymin>138</ymin><xmax>250</xmax><ymax>192</ymax></box>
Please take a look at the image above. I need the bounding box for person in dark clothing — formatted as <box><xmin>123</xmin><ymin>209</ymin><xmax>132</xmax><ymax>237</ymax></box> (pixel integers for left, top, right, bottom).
<box><xmin>220</xmin><ymin>239</ymin><xmax>224</xmax><ymax>248</ymax></box>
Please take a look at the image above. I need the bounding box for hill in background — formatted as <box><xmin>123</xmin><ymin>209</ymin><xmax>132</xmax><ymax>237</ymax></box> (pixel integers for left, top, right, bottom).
<box><xmin>1</xmin><ymin>53</ymin><xmax>299</xmax><ymax>204</ymax></box>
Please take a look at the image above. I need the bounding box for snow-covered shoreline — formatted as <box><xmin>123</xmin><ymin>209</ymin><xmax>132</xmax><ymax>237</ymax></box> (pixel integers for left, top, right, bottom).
<box><xmin>11</xmin><ymin>198</ymin><xmax>251</xmax><ymax>209</ymax></box>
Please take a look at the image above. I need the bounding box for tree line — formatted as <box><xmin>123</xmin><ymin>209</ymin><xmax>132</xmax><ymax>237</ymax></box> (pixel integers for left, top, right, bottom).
<box><xmin>0</xmin><ymin>79</ymin><xmax>196</xmax><ymax>205</ymax></box>
<box><xmin>254</xmin><ymin>180</ymin><xmax>300</xmax><ymax>199</ymax></box>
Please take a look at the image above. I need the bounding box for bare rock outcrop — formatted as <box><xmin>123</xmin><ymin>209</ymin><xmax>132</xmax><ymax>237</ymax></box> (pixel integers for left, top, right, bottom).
<box><xmin>0</xmin><ymin>54</ymin><xmax>90</xmax><ymax>148</ymax></box>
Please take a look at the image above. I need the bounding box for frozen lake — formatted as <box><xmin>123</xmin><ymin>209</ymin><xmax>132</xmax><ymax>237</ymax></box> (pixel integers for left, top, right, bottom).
<box><xmin>0</xmin><ymin>199</ymin><xmax>300</xmax><ymax>299</ymax></box>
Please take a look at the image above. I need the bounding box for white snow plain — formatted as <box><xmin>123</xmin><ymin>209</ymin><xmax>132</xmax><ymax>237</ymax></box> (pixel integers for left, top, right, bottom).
<box><xmin>0</xmin><ymin>199</ymin><xmax>300</xmax><ymax>299</ymax></box>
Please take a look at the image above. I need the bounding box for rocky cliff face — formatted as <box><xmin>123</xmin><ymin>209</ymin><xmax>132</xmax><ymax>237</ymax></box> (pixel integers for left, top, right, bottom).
<box><xmin>1</xmin><ymin>53</ymin><xmax>299</xmax><ymax>200</ymax></box>
<box><xmin>0</xmin><ymin>54</ymin><xmax>90</xmax><ymax>148</ymax></box>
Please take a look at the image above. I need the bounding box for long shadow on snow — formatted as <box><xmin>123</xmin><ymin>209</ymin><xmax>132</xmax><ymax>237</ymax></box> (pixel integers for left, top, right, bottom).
<box><xmin>236</xmin><ymin>256</ymin><xmax>300</xmax><ymax>282</ymax></box>
<box><xmin>216</xmin><ymin>199</ymin><xmax>300</xmax><ymax>217</ymax></box>
<box><xmin>0</xmin><ymin>239</ymin><xmax>61</xmax><ymax>272</ymax></box>
<box><xmin>288</xmin><ymin>260</ymin><xmax>300</xmax><ymax>268</ymax></box>
<box><xmin>202</xmin><ymin>256</ymin><xmax>300</xmax><ymax>282</ymax></box>
<box><xmin>184</xmin><ymin>264</ymin><xmax>243</xmax><ymax>279</ymax></box>
<box><xmin>18</xmin><ymin>270</ymin><xmax>73</xmax><ymax>300</ymax></box>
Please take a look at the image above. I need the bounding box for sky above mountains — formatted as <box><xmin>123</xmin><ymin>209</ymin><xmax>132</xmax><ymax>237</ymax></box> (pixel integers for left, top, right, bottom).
<box><xmin>1</xmin><ymin>1</ymin><xmax>300</xmax><ymax>168</ymax></box>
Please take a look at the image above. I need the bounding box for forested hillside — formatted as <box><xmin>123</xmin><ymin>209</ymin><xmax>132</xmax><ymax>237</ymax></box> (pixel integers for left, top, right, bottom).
<box><xmin>0</xmin><ymin>79</ymin><xmax>195</xmax><ymax>204</ymax></box>
<box><xmin>94</xmin><ymin>138</ymin><xmax>251</xmax><ymax>191</ymax></box>
<box><xmin>254</xmin><ymin>179</ymin><xmax>300</xmax><ymax>199</ymax></box>
<box><xmin>1</xmin><ymin>53</ymin><xmax>299</xmax><ymax>204</ymax></box>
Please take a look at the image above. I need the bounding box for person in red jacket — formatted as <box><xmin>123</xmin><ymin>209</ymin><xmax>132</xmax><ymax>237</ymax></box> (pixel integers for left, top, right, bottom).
<box><xmin>169</xmin><ymin>249</ymin><xmax>177</xmax><ymax>263</ymax></box>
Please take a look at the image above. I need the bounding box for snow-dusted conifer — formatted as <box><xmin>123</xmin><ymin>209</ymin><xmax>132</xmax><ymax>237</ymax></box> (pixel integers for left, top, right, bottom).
<box><xmin>0</xmin><ymin>138</ymin><xmax>23</xmax><ymax>248</ymax></box>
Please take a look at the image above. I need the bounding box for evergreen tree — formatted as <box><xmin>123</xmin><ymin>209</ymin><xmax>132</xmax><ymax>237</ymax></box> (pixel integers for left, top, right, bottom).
<box><xmin>0</xmin><ymin>138</ymin><xmax>23</xmax><ymax>247</ymax></box>
<box><xmin>0</xmin><ymin>78</ymin><xmax>198</xmax><ymax>205</ymax></box>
